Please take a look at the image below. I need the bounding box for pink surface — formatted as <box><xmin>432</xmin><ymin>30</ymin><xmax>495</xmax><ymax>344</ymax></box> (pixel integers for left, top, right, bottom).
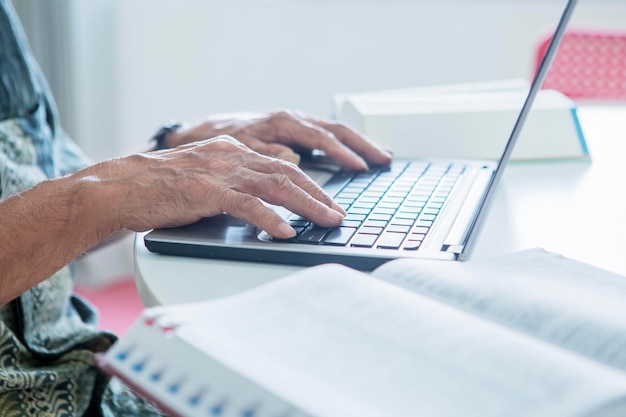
<box><xmin>75</xmin><ymin>277</ymin><xmax>144</xmax><ymax>337</ymax></box>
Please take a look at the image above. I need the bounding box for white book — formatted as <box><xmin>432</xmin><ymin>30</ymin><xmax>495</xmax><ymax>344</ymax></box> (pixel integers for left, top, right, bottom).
<box><xmin>332</xmin><ymin>79</ymin><xmax>533</xmax><ymax>118</ymax></box>
<box><xmin>333</xmin><ymin>81</ymin><xmax>588</xmax><ymax>161</ymax></box>
<box><xmin>97</xmin><ymin>249</ymin><xmax>626</xmax><ymax>417</ymax></box>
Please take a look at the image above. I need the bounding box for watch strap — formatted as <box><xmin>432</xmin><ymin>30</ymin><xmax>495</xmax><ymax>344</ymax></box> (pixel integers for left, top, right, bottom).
<box><xmin>151</xmin><ymin>122</ymin><xmax>183</xmax><ymax>151</ymax></box>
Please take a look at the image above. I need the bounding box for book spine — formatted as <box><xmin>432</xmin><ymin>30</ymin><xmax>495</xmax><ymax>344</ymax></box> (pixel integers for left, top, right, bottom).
<box><xmin>97</xmin><ymin>317</ymin><xmax>313</xmax><ymax>417</ymax></box>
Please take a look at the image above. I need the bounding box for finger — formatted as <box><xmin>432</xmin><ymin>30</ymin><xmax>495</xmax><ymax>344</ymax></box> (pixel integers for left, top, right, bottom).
<box><xmin>237</xmin><ymin>135</ymin><xmax>301</xmax><ymax>165</ymax></box>
<box><xmin>306</xmin><ymin>117</ymin><xmax>393</xmax><ymax>166</ymax></box>
<box><xmin>184</xmin><ymin>138</ymin><xmax>345</xmax><ymax>223</ymax></box>
<box><xmin>254</xmin><ymin>111</ymin><xmax>368</xmax><ymax>170</ymax></box>
<box><xmin>217</xmin><ymin>190</ymin><xmax>299</xmax><ymax>239</ymax></box>
<box><xmin>268</xmin><ymin>112</ymin><xmax>370</xmax><ymax>171</ymax></box>
<box><xmin>237</xmin><ymin>169</ymin><xmax>345</xmax><ymax>228</ymax></box>
<box><xmin>218</xmin><ymin>186</ymin><xmax>343</xmax><ymax>239</ymax></box>
<box><xmin>215</xmin><ymin>136</ymin><xmax>346</xmax><ymax>214</ymax></box>
<box><xmin>233</xmin><ymin>155</ymin><xmax>346</xmax><ymax>216</ymax></box>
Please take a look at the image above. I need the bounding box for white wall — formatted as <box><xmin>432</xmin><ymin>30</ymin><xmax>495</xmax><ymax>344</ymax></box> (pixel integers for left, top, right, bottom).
<box><xmin>66</xmin><ymin>0</ymin><xmax>626</xmax><ymax>160</ymax></box>
<box><xmin>59</xmin><ymin>0</ymin><xmax>626</xmax><ymax>283</ymax></box>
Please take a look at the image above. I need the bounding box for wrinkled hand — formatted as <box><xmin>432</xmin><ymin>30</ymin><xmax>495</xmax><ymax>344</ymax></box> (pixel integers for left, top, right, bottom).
<box><xmin>97</xmin><ymin>136</ymin><xmax>345</xmax><ymax>239</ymax></box>
<box><xmin>167</xmin><ymin>110</ymin><xmax>392</xmax><ymax>170</ymax></box>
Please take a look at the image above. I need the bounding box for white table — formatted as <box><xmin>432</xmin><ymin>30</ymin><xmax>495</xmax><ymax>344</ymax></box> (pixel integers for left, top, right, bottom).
<box><xmin>134</xmin><ymin>106</ymin><xmax>626</xmax><ymax>307</ymax></box>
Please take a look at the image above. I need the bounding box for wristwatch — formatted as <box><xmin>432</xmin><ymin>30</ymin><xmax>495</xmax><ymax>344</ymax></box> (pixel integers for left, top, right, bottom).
<box><xmin>150</xmin><ymin>121</ymin><xmax>182</xmax><ymax>151</ymax></box>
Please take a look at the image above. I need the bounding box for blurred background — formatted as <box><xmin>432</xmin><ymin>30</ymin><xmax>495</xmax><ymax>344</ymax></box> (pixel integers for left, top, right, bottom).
<box><xmin>13</xmin><ymin>0</ymin><xmax>626</xmax><ymax>286</ymax></box>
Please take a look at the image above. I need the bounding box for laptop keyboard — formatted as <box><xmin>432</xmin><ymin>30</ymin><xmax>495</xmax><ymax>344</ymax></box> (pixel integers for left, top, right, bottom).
<box><xmin>280</xmin><ymin>161</ymin><xmax>466</xmax><ymax>250</ymax></box>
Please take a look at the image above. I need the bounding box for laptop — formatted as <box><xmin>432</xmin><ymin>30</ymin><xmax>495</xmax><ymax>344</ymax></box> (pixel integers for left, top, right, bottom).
<box><xmin>144</xmin><ymin>0</ymin><xmax>578</xmax><ymax>271</ymax></box>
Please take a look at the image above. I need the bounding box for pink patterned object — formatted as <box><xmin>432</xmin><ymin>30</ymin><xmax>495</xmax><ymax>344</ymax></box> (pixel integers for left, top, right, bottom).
<box><xmin>535</xmin><ymin>29</ymin><xmax>626</xmax><ymax>100</ymax></box>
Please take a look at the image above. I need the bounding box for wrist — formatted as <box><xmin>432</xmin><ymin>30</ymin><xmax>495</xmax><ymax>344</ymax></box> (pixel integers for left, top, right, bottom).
<box><xmin>64</xmin><ymin>159</ymin><xmax>140</xmax><ymax>238</ymax></box>
<box><xmin>66</xmin><ymin>172</ymin><xmax>122</xmax><ymax>239</ymax></box>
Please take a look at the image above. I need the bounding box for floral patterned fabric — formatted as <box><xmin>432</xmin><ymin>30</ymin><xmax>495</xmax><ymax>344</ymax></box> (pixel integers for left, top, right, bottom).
<box><xmin>0</xmin><ymin>1</ymin><xmax>164</xmax><ymax>415</ymax></box>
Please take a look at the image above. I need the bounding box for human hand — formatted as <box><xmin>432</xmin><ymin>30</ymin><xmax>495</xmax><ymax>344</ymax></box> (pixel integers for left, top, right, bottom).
<box><xmin>0</xmin><ymin>135</ymin><xmax>347</xmax><ymax>302</ymax></box>
<box><xmin>93</xmin><ymin>136</ymin><xmax>345</xmax><ymax>239</ymax></box>
<box><xmin>166</xmin><ymin>110</ymin><xmax>392</xmax><ymax>170</ymax></box>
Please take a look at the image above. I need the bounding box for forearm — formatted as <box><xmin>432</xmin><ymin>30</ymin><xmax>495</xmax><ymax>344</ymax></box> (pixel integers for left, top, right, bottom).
<box><xmin>0</xmin><ymin>171</ymin><xmax>116</xmax><ymax>305</ymax></box>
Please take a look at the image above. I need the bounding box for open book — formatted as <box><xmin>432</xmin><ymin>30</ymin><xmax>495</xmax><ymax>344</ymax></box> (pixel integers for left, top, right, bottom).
<box><xmin>97</xmin><ymin>249</ymin><xmax>626</xmax><ymax>417</ymax></box>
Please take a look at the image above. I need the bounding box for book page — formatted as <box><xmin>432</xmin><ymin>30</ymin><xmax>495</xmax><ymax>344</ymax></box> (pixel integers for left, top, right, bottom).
<box><xmin>163</xmin><ymin>264</ymin><xmax>626</xmax><ymax>417</ymax></box>
<box><xmin>373</xmin><ymin>248</ymin><xmax>626</xmax><ymax>373</ymax></box>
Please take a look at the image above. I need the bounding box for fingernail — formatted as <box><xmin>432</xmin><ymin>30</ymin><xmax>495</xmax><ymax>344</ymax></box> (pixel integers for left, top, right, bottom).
<box><xmin>331</xmin><ymin>202</ymin><xmax>347</xmax><ymax>216</ymax></box>
<box><xmin>278</xmin><ymin>222</ymin><xmax>297</xmax><ymax>238</ymax></box>
<box><xmin>355</xmin><ymin>154</ymin><xmax>370</xmax><ymax>171</ymax></box>
<box><xmin>328</xmin><ymin>208</ymin><xmax>345</xmax><ymax>223</ymax></box>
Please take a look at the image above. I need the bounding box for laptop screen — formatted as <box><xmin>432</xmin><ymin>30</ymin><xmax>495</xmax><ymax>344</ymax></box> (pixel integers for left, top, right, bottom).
<box><xmin>459</xmin><ymin>0</ymin><xmax>579</xmax><ymax>260</ymax></box>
